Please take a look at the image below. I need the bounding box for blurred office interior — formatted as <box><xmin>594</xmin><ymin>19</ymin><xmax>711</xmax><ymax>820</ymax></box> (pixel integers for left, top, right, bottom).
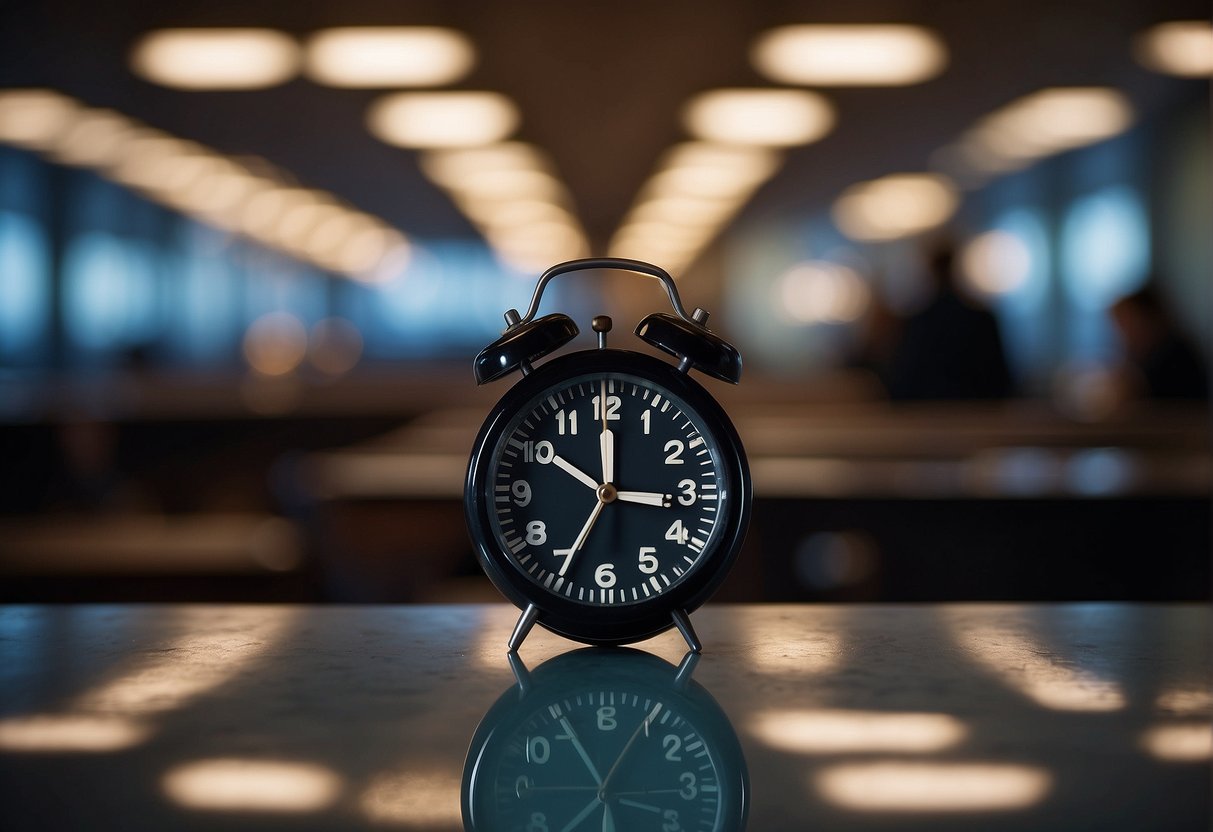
<box><xmin>0</xmin><ymin>0</ymin><xmax>1209</xmax><ymax>605</ymax></box>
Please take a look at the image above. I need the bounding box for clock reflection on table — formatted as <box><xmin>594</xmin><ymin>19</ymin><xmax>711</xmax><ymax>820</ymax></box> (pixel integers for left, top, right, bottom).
<box><xmin>463</xmin><ymin>648</ymin><xmax>748</xmax><ymax>831</ymax></box>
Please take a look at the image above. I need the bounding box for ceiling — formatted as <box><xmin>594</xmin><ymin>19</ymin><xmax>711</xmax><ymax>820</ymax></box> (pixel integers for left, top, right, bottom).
<box><xmin>0</xmin><ymin>0</ymin><xmax>1207</xmax><ymax>253</ymax></box>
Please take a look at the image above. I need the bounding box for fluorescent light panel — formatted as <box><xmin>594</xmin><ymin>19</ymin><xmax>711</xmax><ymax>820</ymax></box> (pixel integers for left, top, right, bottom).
<box><xmin>130</xmin><ymin>29</ymin><xmax>300</xmax><ymax>90</ymax></box>
<box><xmin>367</xmin><ymin>91</ymin><xmax>519</xmax><ymax>149</ymax></box>
<box><xmin>752</xmin><ymin>24</ymin><xmax>948</xmax><ymax>86</ymax></box>
<box><xmin>305</xmin><ymin>27</ymin><xmax>475</xmax><ymax>87</ymax></box>
<box><xmin>683</xmin><ymin>88</ymin><xmax>835</xmax><ymax>147</ymax></box>
<box><xmin>832</xmin><ymin>173</ymin><xmax>959</xmax><ymax>242</ymax></box>
<box><xmin>1134</xmin><ymin>20</ymin><xmax>1213</xmax><ymax>78</ymax></box>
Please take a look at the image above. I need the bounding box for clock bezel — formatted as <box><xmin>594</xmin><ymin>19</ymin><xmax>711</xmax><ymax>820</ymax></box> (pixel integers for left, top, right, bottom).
<box><xmin>465</xmin><ymin>349</ymin><xmax>751</xmax><ymax>647</ymax></box>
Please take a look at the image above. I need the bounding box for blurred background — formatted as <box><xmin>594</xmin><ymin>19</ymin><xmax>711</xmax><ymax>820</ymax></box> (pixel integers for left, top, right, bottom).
<box><xmin>0</xmin><ymin>0</ymin><xmax>1208</xmax><ymax>605</ymax></box>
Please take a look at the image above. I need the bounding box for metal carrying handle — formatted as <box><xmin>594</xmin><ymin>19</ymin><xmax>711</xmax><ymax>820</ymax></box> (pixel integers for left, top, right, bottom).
<box><xmin>506</xmin><ymin>257</ymin><xmax>698</xmax><ymax>328</ymax></box>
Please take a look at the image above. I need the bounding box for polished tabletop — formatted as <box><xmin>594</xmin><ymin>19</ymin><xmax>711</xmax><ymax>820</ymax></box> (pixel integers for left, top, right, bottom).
<box><xmin>0</xmin><ymin>603</ymin><xmax>1208</xmax><ymax>831</ymax></box>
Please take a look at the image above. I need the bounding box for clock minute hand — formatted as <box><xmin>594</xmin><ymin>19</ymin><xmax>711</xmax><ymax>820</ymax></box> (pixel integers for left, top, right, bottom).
<box><xmin>600</xmin><ymin>429</ymin><xmax>614</xmax><ymax>485</ymax></box>
<box><xmin>557</xmin><ymin>498</ymin><xmax>605</xmax><ymax>577</ymax></box>
<box><xmin>601</xmin><ymin>703</ymin><xmax>663</xmax><ymax>796</ymax></box>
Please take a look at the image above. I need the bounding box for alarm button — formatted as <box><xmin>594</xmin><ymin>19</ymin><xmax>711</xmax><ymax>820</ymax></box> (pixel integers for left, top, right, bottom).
<box><xmin>635</xmin><ymin>312</ymin><xmax>742</xmax><ymax>384</ymax></box>
<box><xmin>474</xmin><ymin>313</ymin><xmax>579</xmax><ymax>384</ymax></box>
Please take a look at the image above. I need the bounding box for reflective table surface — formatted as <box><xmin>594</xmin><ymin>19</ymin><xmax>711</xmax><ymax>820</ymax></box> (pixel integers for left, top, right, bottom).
<box><xmin>0</xmin><ymin>604</ymin><xmax>1208</xmax><ymax>830</ymax></box>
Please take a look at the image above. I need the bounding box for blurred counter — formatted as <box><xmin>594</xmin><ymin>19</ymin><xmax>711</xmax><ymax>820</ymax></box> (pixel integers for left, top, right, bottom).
<box><xmin>0</xmin><ymin>603</ymin><xmax>1208</xmax><ymax>830</ymax></box>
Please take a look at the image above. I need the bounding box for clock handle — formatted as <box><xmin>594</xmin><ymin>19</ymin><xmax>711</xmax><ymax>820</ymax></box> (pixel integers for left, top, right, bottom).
<box><xmin>671</xmin><ymin>608</ymin><xmax>703</xmax><ymax>654</ymax></box>
<box><xmin>506</xmin><ymin>257</ymin><xmax>701</xmax><ymax>328</ymax></box>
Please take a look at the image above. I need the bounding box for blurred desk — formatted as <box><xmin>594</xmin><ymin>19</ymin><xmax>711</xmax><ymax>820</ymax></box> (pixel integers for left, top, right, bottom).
<box><xmin>1</xmin><ymin>603</ymin><xmax>1208</xmax><ymax>830</ymax></box>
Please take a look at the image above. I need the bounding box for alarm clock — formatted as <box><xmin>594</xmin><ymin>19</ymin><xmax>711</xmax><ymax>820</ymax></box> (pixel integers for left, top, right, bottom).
<box><xmin>465</xmin><ymin>258</ymin><xmax>751</xmax><ymax>652</ymax></box>
<box><xmin>462</xmin><ymin>648</ymin><xmax>749</xmax><ymax>831</ymax></box>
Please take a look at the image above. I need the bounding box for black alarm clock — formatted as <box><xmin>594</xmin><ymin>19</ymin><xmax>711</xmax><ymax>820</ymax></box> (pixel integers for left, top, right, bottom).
<box><xmin>462</xmin><ymin>648</ymin><xmax>749</xmax><ymax>831</ymax></box>
<box><xmin>465</xmin><ymin>258</ymin><xmax>751</xmax><ymax>652</ymax></box>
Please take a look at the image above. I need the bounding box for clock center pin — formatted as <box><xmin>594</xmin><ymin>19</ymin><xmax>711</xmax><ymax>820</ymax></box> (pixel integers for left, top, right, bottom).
<box><xmin>597</xmin><ymin>483</ymin><xmax>617</xmax><ymax>503</ymax></box>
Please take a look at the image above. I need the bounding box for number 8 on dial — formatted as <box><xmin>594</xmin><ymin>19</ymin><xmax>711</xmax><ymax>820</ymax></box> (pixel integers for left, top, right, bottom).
<box><xmin>465</xmin><ymin>259</ymin><xmax>751</xmax><ymax>652</ymax></box>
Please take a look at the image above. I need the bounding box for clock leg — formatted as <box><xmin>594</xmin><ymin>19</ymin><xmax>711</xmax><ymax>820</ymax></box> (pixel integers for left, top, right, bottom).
<box><xmin>671</xmin><ymin>608</ymin><xmax>702</xmax><ymax>654</ymax></box>
<box><xmin>507</xmin><ymin>603</ymin><xmax>540</xmax><ymax>652</ymax></box>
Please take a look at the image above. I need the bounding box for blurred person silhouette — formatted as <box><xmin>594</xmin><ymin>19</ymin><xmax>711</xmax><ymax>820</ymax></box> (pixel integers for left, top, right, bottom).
<box><xmin>1110</xmin><ymin>282</ymin><xmax>1208</xmax><ymax>400</ymax></box>
<box><xmin>885</xmin><ymin>241</ymin><xmax>1012</xmax><ymax>400</ymax></box>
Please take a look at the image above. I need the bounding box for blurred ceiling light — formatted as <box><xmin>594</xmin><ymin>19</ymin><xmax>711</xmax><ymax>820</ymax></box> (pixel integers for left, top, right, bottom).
<box><xmin>462</xmin><ymin>198</ymin><xmax>575</xmax><ymax>229</ymax></box>
<box><xmin>0</xmin><ymin>715</ymin><xmax>150</xmax><ymax>752</ymax></box>
<box><xmin>243</xmin><ymin>311</ymin><xmax>309</xmax><ymax>377</ymax></box>
<box><xmin>163</xmin><ymin>758</ymin><xmax>343</xmax><ymax>812</ymax></box>
<box><xmin>107</xmin><ymin>133</ymin><xmax>207</xmax><ymax>190</ymax></box>
<box><xmin>630</xmin><ymin>194</ymin><xmax>741</xmax><ymax>227</ymax></box>
<box><xmin>240</xmin><ymin>186</ymin><xmax>313</xmax><ymax>237</ymax></box>
<box><xmin>443</xmin><ymin>167</ymin><xmax>566</xmax><ymax>203</ymax></box>
<box><xmin>752</xmin><ymin>24</ymin><xmax>947</xmax><ymax>86</ymax></box>
<box><xmin>952</xmin><ymin>621</ymin><xmax>1126</xmax><ymax>711</ymax></box>
<box><xmin>50</xmin><ymin>108</ymin><xmax>138</xmax><ymax>167</ymax></box>
<box><xmin>0</xmin><ymin>88</ymin><xmax>79</xmax><ymax>149</ymax></box>
<box><xmin>955</xmin><ymin>88</ymin><xmax>1133</xmax><ymax>176</ymax></box>
<box><xmin>1141</xmin><ymin>723</ymin><xmax>1213</xmax><ymax>762</ymax></box>
<box><xmin>961</xmin><ymin>230</ymin><xmax>1032</xmax><ymax>296</ymax></box>
<box><xmin>778</xmin><ymin>261</ymin><xmax>871</xmax><ymax>323</ymax></box>
<box><xmin>662</xmin><ymin>140</ymin><xmax>780</xmax><ymax>172</ymax></box>
<box><xmin>647</xmin><ymin>161</ymin><xmax>773</xmax><ymax>200</ymax></box>
<box><xmin>420</xmin><ymin>142</ymin><xmax>552</xmax><ymax>187</ymax></box>
<box><xmin>367</xmin><ymin>91</ymin><xmax>519</xmax><ymax>148</ymax></box>
<box><xmin>832</xmin><ymin>173</ymin><xmax>959</xmax><ymax>241</ymax></box>
<box><xmin>305</xmin><ymin>26</ymin><xmax>474</xmax><ymax>87</ymax></box>
<box><xmin>983</xmin><ymin>88</ymin><xmax>1132</xmax><ymax>157</ymax></box>
<box><xmin>130</xmin><ymin>29</ymin><xmax>301</xmax><ymax>90</ymax></box>
<box><xmin>749</xmin><ymin>709</ymin><xmax>966</xmax><ymax>754</ymax></box>
<box><xmin>274</xmin><ymin>197</ymin><xmax>346</xmax><ymax>249</ymax></box>
<box><xmin>816</xmin><ymin>762</ymin><xmax>1051</xmax><ymax>812</ymax></box>
<box><xmin>684</xmin><ymin>88</ymin><xmax>835</xmax><ymax>147</ymax></box>
<box><xmin>344</xmin><ymin>227</ymin><xmax>410</xmax><ymax>275</ymax></box>
<box><xmin>1134</xmin><ymin>20</ymin><xmax>1213</xmax><ymax>77</ymax></box>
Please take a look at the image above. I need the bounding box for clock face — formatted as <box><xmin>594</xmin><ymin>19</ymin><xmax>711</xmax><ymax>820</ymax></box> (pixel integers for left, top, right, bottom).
<box><xmin>486</xmin><ymin>371</ymin><xmax>729</xmax><ymax>608</ymax></box>
<box><xmin>488</xmin><ymin>688</ymin><xmax>725</xmax><ymax>831</ymax></box>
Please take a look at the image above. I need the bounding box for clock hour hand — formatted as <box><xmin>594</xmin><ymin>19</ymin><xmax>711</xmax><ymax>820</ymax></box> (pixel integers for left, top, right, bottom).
<box><xmin>615</xmin><ymin>490</ymin><xmax>670</xmax><ymax>507</ymax></box>
<box><xmin>552</xmin><ymin>454</ymin><xmax>599</xmax><ymax>490</ymax></box>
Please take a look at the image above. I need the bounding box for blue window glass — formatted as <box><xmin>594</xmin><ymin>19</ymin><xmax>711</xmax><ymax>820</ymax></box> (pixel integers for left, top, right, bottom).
<box><xmin>0</xmin><ymin>210</ymin><xmax>50</xmax><ymax>364</ymax></box>
<box><xmin>1060</xmin><ymin>186</ymin><xmax>1150</xmax><ymax>360</ymax></box>
<box><xmin>62</xmin><ymin>232</ymin><xmax>159</xmax><ymax>360</ymax></box>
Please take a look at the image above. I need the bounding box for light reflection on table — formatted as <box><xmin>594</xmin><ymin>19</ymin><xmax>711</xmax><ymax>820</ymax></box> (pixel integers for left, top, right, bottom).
<box><xmin>0</xmin><ymin>603</ymin><xmax>1208</xmax><ymax>830</ymax></box>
